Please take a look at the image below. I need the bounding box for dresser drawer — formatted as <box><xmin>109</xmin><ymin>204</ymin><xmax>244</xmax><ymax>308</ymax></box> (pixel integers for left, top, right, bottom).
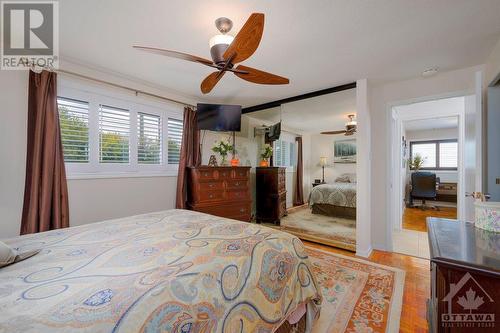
<box><xmin>199</xmin><ymin>181</ymin><xmax>224</xmax><ymax>191</ymax></box>
<box><xmin>227</xmin><ymin>180</ymin><xmax>248</xmax><ymax>190</ymax></box>
<box><xmin>193</xmin><ymin>202</ymin><xmax>251</xmax><ymax>218</ymax></box>
<box><xmin>199</xmin><ymin>190</ymin><xmax>224</xmax><ymax>202</ymax></box>
<box><xmin>227</xmin><ymin>190</ymin><xmax>249</xmax><ymax>201</ymax></box>
<box><xmin>232</xmin><ymin>169</ymin><xmax>249</xmax><ymax>179</ymax></box>
<box><xmin>218</xmin><ymin>169</ymin><xmax>232</xmax><ymax>179</ymax></box>
<box><xmin>197</xmin><ymin>169</ymin><xmax>218</xmax><ymax>180</ymax></box>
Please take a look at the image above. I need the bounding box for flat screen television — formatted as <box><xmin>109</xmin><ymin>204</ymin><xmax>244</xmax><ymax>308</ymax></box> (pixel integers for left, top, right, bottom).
<box><xmin>197</xmin><ymin>103</ymin><xmax>242</xmax><ymax>131</ymax></box>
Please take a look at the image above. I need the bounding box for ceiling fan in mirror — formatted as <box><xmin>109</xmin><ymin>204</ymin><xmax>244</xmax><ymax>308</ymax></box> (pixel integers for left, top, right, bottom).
<box><xmin>133</xmin><ymin>13</ymin><xmax>289</xmax><ymax>94</ymax></box>
<box><xmin>321</xmin><ymin>114</ymin><xmax>357</xmax><ymax>136</ymax></box>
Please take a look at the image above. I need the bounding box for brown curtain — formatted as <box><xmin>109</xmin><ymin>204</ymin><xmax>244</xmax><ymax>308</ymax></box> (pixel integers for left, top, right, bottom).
<box><xmin>175</xmin><ymin>107</ymin><xmax>201</xmax><ymax>209</ymax></box>
<box><xmin>21</xmin><ymin>70</ymin><xmax>69</xmax><ymax>235</ymax></box>
<box><xmin>293</xmin><ymin>136</ymin><xmax>304</xmax><ymax>206</ymax></box>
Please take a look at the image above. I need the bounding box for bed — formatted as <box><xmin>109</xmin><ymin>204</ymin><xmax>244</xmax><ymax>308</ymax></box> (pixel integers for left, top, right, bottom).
<box><xmin>0</xmin><ymin>209</ymin><xmax>321</xmax><ymax>333</ymax></box>
<box><xmin>308</xmin><ymin>174</ymin><xmax>357</xmax><ymax>219</ymax></box>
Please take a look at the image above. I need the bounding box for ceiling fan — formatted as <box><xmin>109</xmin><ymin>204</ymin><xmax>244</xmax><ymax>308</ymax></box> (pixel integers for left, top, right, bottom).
<box><xmin>133</xmin><ymin>13</ymin><xmax>289</xmax><ymax>94</ymax></box>
<box><xmin>321</xmin><ymin>114</ymin><xmax>357</xmax><ymax>136</ymax></box>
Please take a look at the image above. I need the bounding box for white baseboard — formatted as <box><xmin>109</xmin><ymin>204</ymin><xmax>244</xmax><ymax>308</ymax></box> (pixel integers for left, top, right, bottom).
<box><xmin>356</xmin><ymin>246</ymin><xmax>373</xmax><ymax>258</ymax></box>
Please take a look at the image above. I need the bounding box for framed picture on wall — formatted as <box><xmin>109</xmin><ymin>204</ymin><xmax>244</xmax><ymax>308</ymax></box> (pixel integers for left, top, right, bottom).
<box><xmin>334</xmin><ymin>139</ymin><xmax>357</xmax><ymax>163</ymax></box>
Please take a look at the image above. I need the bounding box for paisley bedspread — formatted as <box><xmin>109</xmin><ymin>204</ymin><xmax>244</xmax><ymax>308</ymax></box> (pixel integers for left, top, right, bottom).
<box><xmin>308</xmin><ymin>182</ymin><xmax>357</xmax><ymax>208</ymax></box>
<box><xmin>0</xmin><ymin>209</ymin><xmax>321</xmax><ymax>333</ymax></box>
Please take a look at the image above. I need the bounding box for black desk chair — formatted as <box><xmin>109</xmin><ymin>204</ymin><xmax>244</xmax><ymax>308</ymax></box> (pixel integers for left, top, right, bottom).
<box><xmin>410</xmin><ymin>172</ymin><xmax>439</xmax><ymax>211</ymax></box>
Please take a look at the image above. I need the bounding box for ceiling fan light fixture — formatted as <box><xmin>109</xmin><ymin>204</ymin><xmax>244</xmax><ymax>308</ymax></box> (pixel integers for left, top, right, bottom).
<box><xmin>209</xmin><ymin>34</ymin><xmax>234</xmax><ymax>48</ymax></box>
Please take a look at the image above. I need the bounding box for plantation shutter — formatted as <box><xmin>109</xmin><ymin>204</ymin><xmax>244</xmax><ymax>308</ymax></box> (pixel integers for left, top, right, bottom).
<box><xmin>58</xmin><ymin>97</ymin><xmax>90</xmax><ymax>163</ymax></box>
<box><xmin>99</xmin><ymin>105</ymin><xmax>130</xmax><ymax>163</ymax></box>
<box><xmin>137</xmin><ymin>112</ymin><xmax>162</xmax><ymax>164</ymax></box>
<box><xmin>439</xmin><ymin>142</ymin><xmax>458</xmax><ymax>168</ymax></box>
<box><xmin>167</xmin><ymin>118</ymin><xmax>183</xmax><ymax>164</ymax></box>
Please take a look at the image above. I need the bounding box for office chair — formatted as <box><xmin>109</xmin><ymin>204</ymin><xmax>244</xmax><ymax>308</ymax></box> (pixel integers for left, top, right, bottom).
<box><xmin>410</xmin><ymin>172</ymin><xmax>439</xmax><ymax>211</ymax></box>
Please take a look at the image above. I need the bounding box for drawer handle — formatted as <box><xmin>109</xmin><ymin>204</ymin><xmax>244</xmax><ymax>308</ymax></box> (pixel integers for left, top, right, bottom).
<box><xmin>235</xmin><ymin>182</ymin><xmax>240</xmax><ymax>186</ymax></box>
<box><xmin>209</xmin><ymin>194</ymin><xmax>214</xmax><ymax>199</ymax></box>
<box><xmin>222</xmin><ymin>172</ymin><xmax>227</xmax><ymax>177</ymax></box>
<box><xmin>209</xmin><ymin>183</ymin><xmax>214</xmax><ymax>188</ymax></box>
<box><xmin>235</xmin><ymin>192</ymin><xmax>240</xmax><ymax>197</ymax></box>
<box><xmin>240</xmin><ymin>208</ymin><xmax>246</xmax><ymax>213</ymax></box>
<box><xmin>204</xmin><ymin>172</ymin><xmax>209</xmax><ymax>177</ymax></box>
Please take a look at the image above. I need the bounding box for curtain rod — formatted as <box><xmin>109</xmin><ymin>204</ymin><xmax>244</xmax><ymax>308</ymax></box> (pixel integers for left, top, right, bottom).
<box><xmin>56</xmin><ymin>69</ymin><xmax>195</xmax><ymax>108</ymax></box>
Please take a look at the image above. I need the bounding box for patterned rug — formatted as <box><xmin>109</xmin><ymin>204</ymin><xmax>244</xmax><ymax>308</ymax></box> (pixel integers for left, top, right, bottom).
<box><xmin>306</xmin><ymin>247</ymin><xmax>405</xmax><ymax>333</ymax></box>
<box><xmin>280</xmin><ymin>206</ymin><xmax>356</xmax><ymax>251</ymax></box>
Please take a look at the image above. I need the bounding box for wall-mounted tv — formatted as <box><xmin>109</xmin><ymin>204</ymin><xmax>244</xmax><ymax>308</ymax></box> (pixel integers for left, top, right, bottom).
<box><xmin>197</xmin><ymin>103</ymin><xmax>242</xmax><ymax>131</ymax></box>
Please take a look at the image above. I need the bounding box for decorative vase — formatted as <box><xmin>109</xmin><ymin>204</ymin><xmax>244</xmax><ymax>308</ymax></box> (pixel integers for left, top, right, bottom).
<box><xmin>260</xmin><ymin>159</ymin><xmax>269</xmax><ymax>167</ymax></box>
<box><xmin>230</xmin><ymin>158</ymin><xmax>240</xmax><ymax>166</ymax></box>
<box><xmin>220</xmin><ymin>155</ymin><xmax>228</xmax><ymax>166</ymax></box>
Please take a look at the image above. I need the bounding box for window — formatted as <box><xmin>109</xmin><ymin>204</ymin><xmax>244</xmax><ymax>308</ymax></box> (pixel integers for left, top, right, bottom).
<box><xmin>58</xmin><ymin>97</ymin><xmax>89</xmax><ymax>163</ymax></box>
<box><xmin>57</xmin><ymin>82</ymin><xmax>184</xmax><ymax>177</ymax></box>
<box><xmin>273</xmin><ymin>139</ymin><xmax>296</xmax><ymax>168</ymax></box>
<box><xmin>138</xmin><ymin>113</ymin><xmax>162</xmax><ymax>164</ymax></box>
<box><xmin>410</xmin><ymin>139</ymin><xmax>458</xmax><ymax>170</ymax></box>
<box><xmin>99</xmin><ymin>105</ymin><xmax>130</xmax><ymax>163</ymax></box>
<box><xmin>167</xmin><ymin>118</ymin><xmax>183</xmax><ymax>164</ymax></box>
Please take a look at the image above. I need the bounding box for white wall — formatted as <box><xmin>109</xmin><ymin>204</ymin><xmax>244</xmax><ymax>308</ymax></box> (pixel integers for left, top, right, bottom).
<box><xmin>369</xmin><ymin>65</ymin><xmax>481</xmax><ymax>250</ymax></box>
<box><xmin>309</xmin><ymin>134</ymin><xmax>356</xmax><ymax>185</ymax></box>
<box><xmin>0</xmin><ymin>61</ymin><xmax>198</xmax><ymax>239</ymax></box>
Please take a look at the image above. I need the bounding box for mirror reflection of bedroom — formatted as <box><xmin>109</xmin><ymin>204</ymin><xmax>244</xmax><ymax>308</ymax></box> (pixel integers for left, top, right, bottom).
<box><xmin>249</xmin><ymin>87</ymin><xmax>357</xmax><ymax>251</ymax></box>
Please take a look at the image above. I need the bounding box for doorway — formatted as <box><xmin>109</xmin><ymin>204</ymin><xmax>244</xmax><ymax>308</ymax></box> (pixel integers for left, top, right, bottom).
<box><xmin>390</xmin><ymin>96</ymin><xmax>468</xmax><ymax>258</ymax></box>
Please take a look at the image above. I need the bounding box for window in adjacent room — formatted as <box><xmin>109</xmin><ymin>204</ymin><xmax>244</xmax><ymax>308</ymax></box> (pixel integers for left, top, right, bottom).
<box><xmin>410</xmin><ymin>139</ymin><xmax>457</xmax><ymax>170</ymax></box>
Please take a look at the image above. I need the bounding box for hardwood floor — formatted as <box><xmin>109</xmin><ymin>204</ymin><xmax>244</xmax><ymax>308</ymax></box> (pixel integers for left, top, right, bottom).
<box><xmin>402</xmin><ymin>206</ymin><xmax>457</xmax><ymax>232</ymax></box>
<box><xmin>304</xmin><ymin>241</ymin><xmax>430</xmax><ymax>333</ymax></box>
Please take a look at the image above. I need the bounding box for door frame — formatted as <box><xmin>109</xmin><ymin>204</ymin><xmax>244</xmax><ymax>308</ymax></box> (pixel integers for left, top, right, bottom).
<box><xmin>386</xmin><ymin>92</ymin><xmax>472</xmax><ymax>251</ymax></box>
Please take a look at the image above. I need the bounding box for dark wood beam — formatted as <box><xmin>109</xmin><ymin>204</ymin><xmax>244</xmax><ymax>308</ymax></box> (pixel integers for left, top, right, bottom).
<box><xmin>242</xmin><ymin>82</ymin><xmax>356</xmax><ymax>114</ymax></box>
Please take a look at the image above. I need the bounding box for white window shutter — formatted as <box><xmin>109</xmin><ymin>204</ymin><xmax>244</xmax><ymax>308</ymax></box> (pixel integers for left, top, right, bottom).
<box><xmin>167</xmin><ymin>118</ymin><xmax>183</xmax><ymax>164</ymax></box>
<box><xmin>137</xmin><ymin>112</ymin><xmax>162</xmax><ymax>164</ymax></box>
<box><xmin>58</xmin><ymin>97</ymin><xmax>90</xmax><ymax>163</ymax></box>
<box><xmin>99</xmin><ymin>105</ymin><xmax>130</xmax><ymax>163</ymax></box>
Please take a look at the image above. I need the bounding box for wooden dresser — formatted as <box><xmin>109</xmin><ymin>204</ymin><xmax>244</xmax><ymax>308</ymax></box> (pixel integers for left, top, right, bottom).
<box><xmin>187</xmin><ymin>166</ymin><xmax>252</xmax><ymax>222</ymax></box>
<box><xmin>427</xmin><ymin>218</ymin><xmax>500</xmax><ymax>332</ymax></box>
<box><xmin>256</xmin><ymin>167</ymin><xmax>287</xmax><ymax>225</ymax></box>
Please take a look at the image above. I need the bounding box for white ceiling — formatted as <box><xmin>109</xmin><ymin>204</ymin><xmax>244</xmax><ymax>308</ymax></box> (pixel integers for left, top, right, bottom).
<box><xmin>247</xmin><ymin>88</ymin><xmax>356</xmax><ymax>134</ymax></box>
<box><xmin>60</xmin><ymin>0</ymin><xmax>500</xmax><ymax>107</ymax></box>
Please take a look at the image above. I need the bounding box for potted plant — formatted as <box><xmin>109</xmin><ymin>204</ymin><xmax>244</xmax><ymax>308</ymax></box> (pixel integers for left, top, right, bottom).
<box><xmin>409</xmin><ymin>153</ymin><xmax>426</xmax><ymax>171</ymax></box>
<box><xmin>211</xmin><ymin>139</ymin><xmax>233</xmax><ymax>166</ymax></box>
<box><xmin>260</xmin><ymin>144</ymin><xmax>273</xmax><ymax>167</ymax></box>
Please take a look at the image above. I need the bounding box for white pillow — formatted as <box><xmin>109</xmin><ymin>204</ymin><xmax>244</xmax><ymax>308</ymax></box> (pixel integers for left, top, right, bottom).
<box><xmin>0</xmin><ymin>241</ymin><xmax>17</xmax><ymax>268</ymax></box>
<box><xmin>0</xmin><ymin>241</ymin><xmax>40</xmax><ymax>268</ymax></box>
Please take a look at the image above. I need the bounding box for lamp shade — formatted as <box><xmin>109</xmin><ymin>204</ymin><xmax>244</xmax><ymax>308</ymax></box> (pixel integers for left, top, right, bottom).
<box><xmin>319</xmin><ymin>157</ymin><xmax>328</xmax><ymax>166</ymax></box>
<box><xmin>209</xmin><ymin>34</ymin><xmax>234</xmax><ymax>48</ymax></box>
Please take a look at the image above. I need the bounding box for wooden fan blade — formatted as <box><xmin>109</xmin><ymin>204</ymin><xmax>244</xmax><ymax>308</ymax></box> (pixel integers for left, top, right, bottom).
<box><xmin>133</xmin><ymin>46</ymin><xmax>214</xmax><ymax>66</ymax></box>
<box><xmin>201</xmin><ymin>71</ymin><xmax>226</xmax><ymax>94</ymax></box>
<box><xmin>234</xmin><ymin>65</ymin><xmax>289</xmax><ymax>85</ymax></box>
<box><xmin>320</xmin><ymin>130</ymin><xmax>347</xmax><ymax>135</ymax></box>
<box><xmin>223</xmin><ymin>13</ymin><xmax>264</xmax><ymax>64</ymax></box>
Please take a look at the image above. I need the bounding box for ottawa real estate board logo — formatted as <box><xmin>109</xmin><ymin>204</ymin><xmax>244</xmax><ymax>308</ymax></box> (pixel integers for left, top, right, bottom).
<box><xmin>1</xmin><ymin>1</ymin><xmax>58</xmax><ymax>70</ymax></box>
<box><xmin>442</xmin><ymin>272</ymin><xmax>495</xmax><ymax>329</ymax></box>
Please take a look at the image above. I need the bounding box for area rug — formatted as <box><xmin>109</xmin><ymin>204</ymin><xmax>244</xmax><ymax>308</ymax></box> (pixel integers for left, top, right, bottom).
<box><xmin>306</xmin><ymin>247</ymin><xmax>405</xmax><ymax>333</ymax></box>
<box><xmin>280</xmin><ymin>206</ymin><xmax>356</xmax><ymax>251</ymax></box>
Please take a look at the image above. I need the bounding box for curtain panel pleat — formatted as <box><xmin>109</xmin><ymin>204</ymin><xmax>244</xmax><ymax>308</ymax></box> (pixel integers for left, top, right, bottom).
<box><xmin>293</xmin><ymin>136</ymin><xmax>304</xmax><ymax>206</ymax></box>
<box><xmin>21</xmin><ymin>70</ymin><xmax>69</xmax><ymax>235</ymax></box>
<box><xmin>175</xmin><ymin>107</ymin><xmax>201</xmax><ymax>209</ymax></box>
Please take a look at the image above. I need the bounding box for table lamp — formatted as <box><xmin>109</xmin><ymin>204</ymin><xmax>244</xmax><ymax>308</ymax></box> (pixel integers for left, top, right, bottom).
<box><xmin>319</xmin><ymin>157</ymin><xmax>328</xmax><ymax>183</ymax></box>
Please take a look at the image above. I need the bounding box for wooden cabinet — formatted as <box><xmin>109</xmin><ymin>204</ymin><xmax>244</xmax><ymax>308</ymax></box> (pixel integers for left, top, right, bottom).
<box><xmin>187</xmin><ymin>166</ymin><xmax>251</xmax><ymax>222</ymax></box>
<box><xmin>256</xmin><ymin>167</ymin><xmax>287</xmax><ymax>225</ymax></box>
<box><xmin>427</xmin><ymin>218</ymin><xmax>500</xmax><ymax>332</ymax></box>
